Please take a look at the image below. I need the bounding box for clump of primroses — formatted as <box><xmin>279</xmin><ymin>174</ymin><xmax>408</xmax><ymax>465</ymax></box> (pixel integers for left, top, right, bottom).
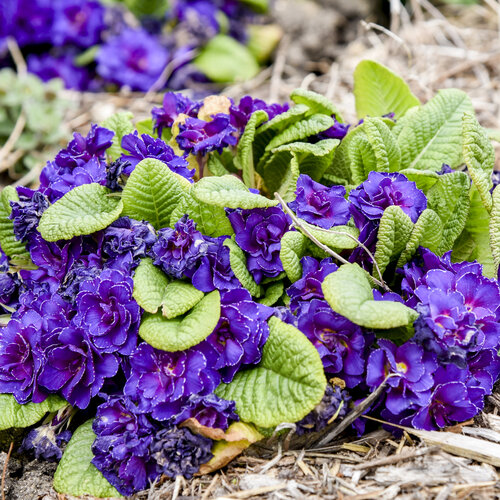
<box><xmin>1</xmin><ymin>87</ymin><xmax>500</xmax><ymax>498</ymax></box>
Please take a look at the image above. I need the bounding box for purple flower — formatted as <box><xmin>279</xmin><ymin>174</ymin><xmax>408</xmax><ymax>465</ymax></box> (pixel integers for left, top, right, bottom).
<box><xmin>121</xmin><ymin>132</ymin><xmax>194</xmax><ymax>180</ymax></box>
<box><xmin>52</xmin><ymin>0</ymin><xmax>105</xmax><ymax>47</ymax></box>
<box><xmin>229</xmin><ymin>95</ymin><xmax>289</xmax><ymax>131</ymax></box>
<box><xmin>204</xmin><ymin>288</ymin><xmax>273</xmax><ymax>383</ymax></box>
<box><xmin>9</xmin><ymin>188</ymin><xmax>49</xmax><ymax>243</ymax></box>
<box><xmin>151</xmin><ymin>92</ymin><xmax>201</xmax><ymax>137</ymax></box>
<box><xmin>289</xmin><ymin>174</ymin><xmax>350</xmax><ymax>229</ymax></box>
<box><xmin>176</xmin><ymin>114</ymin><xmax>237</xmax><ymax>155</ymax></box>
<box><xmin>39</xmin><ymin>325</ymin><xmax>119</xmax><ymax>409</ymax></box>
<box><xmin>20</xmin><ymin>425</ymin><xmax>71</xmax><ymax>462</ymax></box>
<box><xmin>349</xmin><ymin>171</ymin><xmax>427</xmax><ymax>226</ymax></box>
<box><xmin>96</xmin><ymin>28</ymin><xmax>169</xmax><ymax>92</ymax></box>
<box><xmin>124</xmin><ymin>342</ymin><xmax>220</xmax><ymax>421</ymax></box>
<box><xmin>227</xmin><ymin>207</ymin><xmax>290</xmax><ymax>284</ymax></box>
<box><xmin>105</xmin><ymin>158</ymin><xmax>131</xmax><ymax>191</ymax></box>
<box><xmin>175</xmin><ymin>393</ymin><xmax>238</xmax><ymax>430</ymax></box>
<box><xmin>75</xmin><ymin>268</ymin><xmax>140</xmax><ymax>355</ymax></box>
<box><xmin>150</xmin><ymin>215</ymin><xmax>208</xmax><ymax>278</ymax></box>
<box><xmin>287</xmin><ymin>257</ymin><xmax>338</xmax><ymax>312</ymax></box>
<box><xmin>173</xmin><ymin>0</ymin><xmax>220</xmax><ymax>39</ymax></box>
<box><xmin>0</xmin><ymin>270</ymin><xmax>20</xmax><ymax>313</ymax></box>
<box><xmin>317</xmin><ymin>118</ymin><xmax>351</xmax><ymax>141</ymax></box>
<box><xmin>297</xmin><ymin>299</ymin><xmax>368</xmax><ymax>388</ymax></box>
<box><xmin>151</xmin><ymin>426</ymin><xmax>213</xmax><ymax>480</ymax></box>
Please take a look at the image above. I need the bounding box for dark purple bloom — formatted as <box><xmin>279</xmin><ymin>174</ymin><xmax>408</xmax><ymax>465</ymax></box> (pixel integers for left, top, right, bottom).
<box><xmin>121</xmin><ymin>132</ymin><xmax>194</xmax><ymax>180</ymax></box>
<box><xmin>289</xmin><ymin>174</ymin><xmax>350</xmax><ymax>229</ymax></box>
<box><xmin>287</xmin><ymin>257</ymin><xmax>338</xmax><ymax>312</ymax></box>
<box><xmin>105</xmin><ymin>158</ymin><xmax>131</xmax><ymax>191</ymax></box>
<box><xmin>176</xmin><ymin>114</ymin><xmax>237</xmax><ymax>155</ymax></box>
<box><xmin>151</xmin><ymin>92</ymin><xmax>201</xmax><ymax>137</ymax></box>
<box><xmin>317</xmin><ymin>118</ymin><xmax>351</xmax><ymax>141</ymax></box>
<box><xmin>204</xmin><ymin>288</ymin><xmax>273</xmax><ymax>383</ymax></box>
<box><xmin>96</xmin><ymin>28</ymin><xmax>169</xmax><ymax>92</ymax></box>
<box><xmin>296</xmin><ymin>299</ymin><xmax>367</xmax><ymax>388</ymax></box>
<box><xmin>173</xmin><ymin>0</ymin><xmax>220</xmax><ymax>40</ymax></box>
<box><xmin>349</xmin><ymin>171</ymin><xmax>427</xmax><ymax>226</ymax></box>
<box><xmin>124</xmin><ymin>342</ymin><xmax>220</xmax><ymax>421</ymax></box>
<box><xmin>438</xmin><ymin>164</ymin><xmax>454</xmax><ymax>175</ymax></box>
<box><xmin>227</xmin><ymin>207</ymin><xmax>290</xmax><ymax>284</ymax></box>
<box><xmin>39</xmin><ymin>325</ymin><xmax>119</xmax><ymax>409</ymax></box>
<box><xmin>151</xmin><ymin>426</ymin><xmax>213</xmax><ymax>480</ymax></box>
<box><xmin>20</xmin><ymin>425</ymin><xmax>71</xmax><ymax>462</ymax></box>
<box><xmin>229</xmin><ymin>95</ymin><xmax>289</xmax><ymax>131</ymax></box>
<box><xmin>150</xmin><ymin>215</ymin><xmax>208</xmax><ymax>278</ymax></box>
<box><xmin>75</xmin><ymin>268</ymin><xmax>140</xmax><ymax>355</ymax></box>
<box><xmin>0</xmin><ymin>270</ymin><xmax>20</xmax><ymax>313</ymax></box>
<box><xmin>175</xmin><ymin>393</ymin><xmax>238</xmax><ymax>430</ymax></box>
<box><xmin>58</xmin><ymin>255</ymin><xmax>103</xmax><ymax>304</ymax></box>
<box><xmin>9</xmin><ymin>188</ymin><xmax>49</xmax><ymax>243</ymax></box>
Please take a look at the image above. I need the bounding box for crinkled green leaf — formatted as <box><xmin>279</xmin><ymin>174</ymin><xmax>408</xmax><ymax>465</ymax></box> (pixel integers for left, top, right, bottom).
<box><xmin>162</xmin><ymin>281</ymin><xmax>204</xmax><ymax>319</ymax></box>
<box><xmin>304</xmin><ymin>222</ymin><xmax>360</xmax><ymax>251</ymax></box>
<box><xmin>132</xmin><ymin>258</ymin><xmax>169</xmax><ymax>314</ymax></box>
<box><xmin>397</xmin><ymin>209</ymin><xmax>443</xmax><ymax>267</ymax></box>
<box><xmin>399</xmin><ymin>168</ymin><xmax>440</xmax><ymax>193</ymax></box>
<box><xmin>276</xmin><ymin>153</ymin><xmax>300</xmax><ymax>202</ymax></box>
<box><xmin>216</xmin><ymin>316</ymin><xmax>326</xmax><ymax>427</ymax></box>
<box><xmin>135</xmin><ymin>118</ymin><xmax>155</xmax><ymax>137</ymax></box>
<box><xmin>322</xmin><ymin>263</ymin><xmax>418</xmax><ymax>329</ymax></box>
<box><xmin>280</xmin><ymin>231</ymin><xmax>307</xmax><ymax>282</ymax></box>
<box><xmin>122</xmin><ymin>158</ymin><xmax>185</xmax><ymax>229</ymax></box>
<box><xmin>0</xmin><ymin>394</ymin><xmax>66</xmax><ymax>431</ymax></box>
<box><xmin>234</xmin><ymin>110</ymin><xmax>269</xmax><ymax>189</ymax></box>
<box><xmin>426</xmin><ymin>171</ymin><xmax>470</xmax><ymax>254</ymax></box>
<box><xmin>53</xmin><ymin>420</ymin><xmax>121</xmax><ymax>498</ymax></box>
<box><xmin>290</xmin><ymin>88</ymin><xmax>344</xmax><ymax>121</ymax></box>
<box><xmin>193</xmin><ymin>175</ymin><xmax>277</xmax><ymax>209</ymax></box>
<box><xmin>258</xmin><ymin>281</ymin><xmax>284</xmax><ymax>306</ymax></box>
<box><xmin>170</xmin><ymin>190</ymin><xmax>234</xmax><ymax>237</ymax></box>
<box><xmin>223</xmin><ymin>238</ymin><xmax>262</xmax><ymax>297</ymax></box>
<box><xmin>207</xmin><ymin>152</ymin><xmax>231</xmax><ymax>176</ymax></box>
<box><xmin>462</xmin><ymin>112</ymin><xmax>494</xmax><ymax>212</ymax></box>
<box><xmin>354</xmin><ymin>60</ymin><xmax>420</xmax><ymax>120</ymax></box>
<box><xmin>374</xmin><ymin>206</ymin><xmax>414</xmax><ymax>276</ymax></box>
<box><xmin>38</xmin><ymin>184</ymin><xmax>123</xmax><ymax>242</ymax></box>
<box><xmin>490</xmin><ymin>186</ymin><xmax>500</xmax><ymax>276</ymax></box>
<box><xmin>101</xmin><ymin>112</ymin><xmax>134</xmax><ymax>161</ymax></box>
<box><xmin>139</xmin><ymin>290</ymin><xmax>220</xmax><ymax>352</ymax></box>
<box><xmin>0</xmin><ymin>186</ymin><xmax>29</xmax><ymax>260</ymax></box>
<box><xmin>398</xmin><ymin>89</ymin><xmax>474</xmax><ymax>171</ymax></box>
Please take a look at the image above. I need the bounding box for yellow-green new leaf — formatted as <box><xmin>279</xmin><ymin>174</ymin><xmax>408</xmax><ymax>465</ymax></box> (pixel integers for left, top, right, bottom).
<box><xmin>0</xmin><ymin>186</ymin><xmax>30</xmax><ymax>260</ymax></box>
<box><xmin>290</xmin><ymin>88</ymin><xmax>344</xmax><ymax>121</ymax></box>
<box><xmin>162</xmin><ymin>281</ymin><xmax>204</xmax><ymax>319</ymax></box>
<box><xmin>280</xmin><ymin>231</ymin><xmax>307</xmax><ymax>282</ymax></box>
<box><xmin>490</xmin><ymin>186</ymin><xmax>500</xmax><ymax>276</ymax></box>
<box><xmin>132</xmin><ymin>258</ymin><xmax>169</xmax><ymax>314</ymax></box>
<box><xmin>223</xmin><ymin>238</ymin><xmax>262</xmax><ymax>297</ymax></box>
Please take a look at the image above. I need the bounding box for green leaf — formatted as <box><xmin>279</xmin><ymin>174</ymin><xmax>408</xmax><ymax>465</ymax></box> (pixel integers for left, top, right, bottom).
<box><xmin>490</xmin><ymin>186</ymin><xmax>500</xmax><ymax>276</ymax></box>
<box><xmin>304</xmin><ymin>222</ymin><xmax>360</xmax><ymax>250</ymax></box>
<box><xmin>462</xmin><ymin>112</ymin><xmax>494</xmax><ymax>212</ymax></box>
<box><xmin>38</xmin><ymin>184</ymin><xmax>123</xmax><ymax>242</ymax></box>
<box><xmin>397</xmin><ymin>89</ymin><xmax>474</xmax><ymax>171</ymax></box>
<box><xmin>223</xmin><ymin>238</ymin><xmax>262</xmax><ymax>297</ymax></box>
<box><xmin>353</xmin><ymin>60</ymin><xmax>420</xmax><ymax>120</ymax></box>
<box><xmin>193</xmin><ymin>175</ymin><xmax>278</xmax><ymax>209</ymax></box>
<box><xmin>397</xmin><ymin>209</ymin><xmax>443</xmax><ymax>267</ymax></box>
<box><xmin>374</xmin><ymin>206</ymin><xmax>414</xmax><ymax>276</ymax></box>
<box><xmin>135</xmin><ymin>118</ymin><xmax>155</xmax><ymax>137</ymax></box>
<box><xmin>322</xmin><ymin>264</ymin><xmax>418</xmax><ymax>329</ymax></box>
<box><xmin>0</xmin><ymin>187</ymin><xmax>29</xmax><ymax>260</ymax></box>
<box><xmin>276</xmin><ymin>152</ymin><xmax>300</xmax><ymax>202</ymax></box>
<box><xmin>101</xmin><ymin>112</ymin><xmax>134</xmax><ymax>162</ymax></box>
<box><xmin>258</xmin><ymin>281</ymin><xmax>284</xmax><ymax>306</ymax></box>
<box><xmin>170</xmin><ymin>190</ymin><xmax>234</xmax><ymax>237</ymax></box>
<box><xmin>399</xmin><ymin>168</ymin><xmax>440</xmax><ymax>193</ymax></box>
<box><xmin>162</xmin><ymin>281</ymin><xmax>204</xmax><ymax>319</ymax></box>
<box><xmin>139</xmin><ymin>290</ymin><xmax>220</xmax><ymax>352</ymax></box>
<box><xmin>290</xmin><ymin>88</ymin><xmax>344</xmax><ymax>121</ymax></box>
<box><xmin>280</xmin><ymin>231</ymin><xmax>307</xmax><ymax>282</ymax></box>
<box><xmin>426</xmin><ymin>171</ymin><xmax>470</xmax><ymax>254</ymax></box>
<box><xmin>207</xmin><ymin>153</ymin><xmax>231</xmax><ymax>177</ymax></box>
<box><xmin>132</xmin><ymin>258</ymin><xmax>169</xmax><ymax>314</ymax></box>
<box><xmin>234</xmin><ymin>110</ymin><xmax>269</xmax><ymax>189</ymax></box>
<box><xmin>53</xmin><ymin>420</ymin><xmax>121</xmax><ymax>498</ymax></box>
<box><xmin>194</xmin><ymin>35</ymin><xmax>259</xmax><ymax>83</ymax></box>
<box><xmin>216</xmin><ymin>316</ymin><xmax>326</xmax><ymax>427</ymax></box>
<box><xmin>239</xmin><ymin>0</ymin><xmax>269</xmax><ymax>14</ymax></box>
<box><xmin>122</xmin><ymin>158</ymin><xmax>185</xmax><ymax>229</ymax></box>
<box><xmin>0</xmin><ymin>394</ymin><xmax>66</xmax><ymax>431</ymax></box>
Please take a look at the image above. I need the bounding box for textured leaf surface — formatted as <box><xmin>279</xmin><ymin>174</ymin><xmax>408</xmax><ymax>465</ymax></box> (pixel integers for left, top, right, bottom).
<box><xmin>374</xmin><ymin>206</ymin><xmax>414</xmax><ymax>276</ymax></box>
<box><xmin>193</xmin><ymin>175</ymin><xmax>277</xmax><ymax>209</ymax></box>
<box><xmin>0</xmin><ymin>186</ymin><xmax>29</xmax><ymax>259</ymax></box>
<box><xmin>398</xmin><ymin>89</ymin><xmax>474</xmax><ymax>171</ymax></box>
<box><xmin>322</xmin><ymin>264</ymin><xmax>418</xmax><ymax>329</ymax></box>
<box><xmin>0</xmin><ymin>394</ymin><xmax>66</xmax><ymax>431</ymax></box>
<box><xmin>53</xmin><ymin>420</ymin><xmax>120</xmax><ymax>498</ymax></box>
<box><xmin>139</xmin><ymin>290</ymin><xmax>220</xmax><ymax>351</ymax></box>
<box><xmin>290</xmin><ymin>88</ymin><xmax>344</xmax><ymax>121</ymax></box>
<box><xmin>38</xmin><ymin>184</ymin><xmax>123</xmax><ymax>241</ymax></box>
<box><xmin>462</xmin><ymin>112</ymin><xmax>494</xmax><ymax>212</ymax></box>
<box><xmin>304</xmin><ymin>223</ymin><xmax>360</xmax><ymax>251</ymax></box>
<box><xmin>216</xmin><ymin>317</ymin><xmax>326</xmax><ymax>427</ymax></box>
<box><xmin>275</xmin><ymin>153</ymin><xmax>301</xmax><ymax>203</ymax></box>
<box><xmin>132</xmin><ymin>258</ymin><xmax>169</xmax><ymax>314</ymax></box>
<box><xmin>354</xmin><ymin>60</ymin><xmax>420</xmax><ymax>120</ymax></box>
<box><xmin>258</xmin><ymin>281</ymin><xmax>284</xmax><ymax>306</ymax></box>
<box><xmin>491</xmin><ymin>186</ymin><xmax>500</xmax><ymax>276</ymax></box>
<box><xmin>223</xmin><ymin>238</ymin><xmax>262</xmax><ymax>297</ymax></box>
<box><xmin>280</xmin><ymin>231</ymin><xmax>307</xmax><ymax>282</ymax></box>
<box><xmin>399</xmin><ymin>169</ymin><xmax>439</xmax><ymax>193</ymax></box>
<box><xmin>162</xmin><ymin>281</ymin><xmax>204</xmax><ymax>319</ymax></box>
<box><xmin>427</xmin><ymin>171</ymin><xmax>470</xmax><ymax>254</ymax></box>
<box><xmin>122</xmin><ymin>158</ymin><xmax>184</xmax><ymax>229</ymax></box>
<box><xmin>101</xmin><ymin>112</ymin><xmax>134</xmax><ymax>161</ymax></box>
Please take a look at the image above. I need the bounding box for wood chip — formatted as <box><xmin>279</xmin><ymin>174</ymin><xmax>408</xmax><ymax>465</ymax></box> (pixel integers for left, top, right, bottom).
<box><xmin>224</xmin><ymin>483</ymin><xmax>288</xmax><ymax>499</ymax></box>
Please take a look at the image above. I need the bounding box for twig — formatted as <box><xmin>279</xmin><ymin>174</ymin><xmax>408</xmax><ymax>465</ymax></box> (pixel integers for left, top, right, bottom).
<box><xmin>6</xmin><ymin>38</ymin><xmax>26</xmax><ymax>75</ymax></box>
<box><xmin>352</xmin><ymin>446</ymin><xmax>440</xmax><ymax>470</ymax></box>
<box><xmin>269</xmin><ymin>35</ymin><xmax>290</xmax><ymax>102</ymax></box>
<box><xmin>200</xmin><ymin>474</ymin><xmax>219</xmax><ymax>500</ymax></box>
<box><xmin>1</xmin><ymin>442</ymin><xmax>13</xmax><ymax>500</ymax></box>
<box><xmin>258</xmin><ymin>442</ymin><xmax>282</xmax><ymax>474</ymax></box>
<box><xmin>0</xmin><ymin>112</ymin><xmax>26</xmax><ymax>169</ymax></box>
<box><xmin>227</xmin><ymin>483</ymin><xmax>288</xmax><ymax>499</ymax></box>
<box><xmin>171</xmin><ymin>475</ymin><xmax>182</xmax><ymax>500</ymax></box>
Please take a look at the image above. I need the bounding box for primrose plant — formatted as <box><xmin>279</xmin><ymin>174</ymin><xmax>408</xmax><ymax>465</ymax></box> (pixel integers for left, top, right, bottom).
<box><xmin>0</xmin><ymin>60</ymin><xmax>500</xmax><ymax>497</ymax></box>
